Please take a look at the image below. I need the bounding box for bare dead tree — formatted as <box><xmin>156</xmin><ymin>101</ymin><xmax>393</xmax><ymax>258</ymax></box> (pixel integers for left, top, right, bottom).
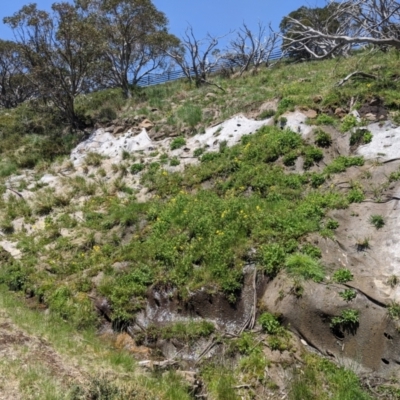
<box><xmin>166</xmin><ymin>26</ymin><xmax>228</xmax><ymax>90</ymax></box>
<box><xmin>225</xmin><ymin>22</ymin><xmax>279</xmax><ymax>75</ymax></box>
<box><xmin>281</xmin><ymin>0</ymin><xmax>400</xmax><ymax>60</ymax></box>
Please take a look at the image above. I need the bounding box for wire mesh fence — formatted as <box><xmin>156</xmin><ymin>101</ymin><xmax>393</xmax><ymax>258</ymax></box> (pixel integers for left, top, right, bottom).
<box><xmin>136</xmin><ymin>49</ymin><xmax>283</xmax><ymax>87</ymax></box>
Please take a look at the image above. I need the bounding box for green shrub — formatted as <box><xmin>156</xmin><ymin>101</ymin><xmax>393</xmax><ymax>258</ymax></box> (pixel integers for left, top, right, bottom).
<box><xmin>258</xmin><ymin>312</ymin><xmax>281</xmax><ymax>334</ymax></box>
<box><xmin>315</xmin><ymin>114</ymin><xmax>335</xmax><ymax>125</ymax></box>
<box><xmin>170</xmin><ymin>156</ymin><xmax>180</xmax><ymax>166</ymax></box>
<box><xmin>277</xmin><ymin>98</ymin><xmax>295</xmax><ymax>114</ymax></box>
<box><xmin>326</xmin><ymin>219</ymin><xmax>339</xmax><ymax>230</ymax></box>
<box><xmin>310</xmin><ymin>172</ymin><xmax>325</xmax><ymax>187</ymax></box>
<box><xmin>200</xmin><ymin>152</ymin><xmax>220</xmax><ymax>163</ymax></box>
<box><xmin>0</xmin><ymin>217</ymin><xmax>14</xmax><ymax>234</ymax></box>
<box><xmin>85</xmin><ymin>152</ymin><xmax>104</xmax><ymax>167</ymax></box>
<box><xmin>170</xmin><ymin>136</ymin><xmax>186</xmax><ymax>150</ymax></box>
<box><xmin>330</xmin><ymin>309</ymin><xmax>359</xmax><ymax>328</ymax></box>
<box><xmin>97</xmin><ymin>106</ymin><xmax>117</xmax><ymax>123</ymax></box>
<box><xmin>279</xmin><ymin>116</ymin><xmax>288</xmax><ymax>127</ymax></box>
<box><xmin>303</xmin><ymin>146</ymin><xmax>323</xmax><ymax>169</ymax></box>
<box><xmin>260</xmin><ymin>243</ymin><xmax>287</xmax><ymax>276</ymax></box>
<box><xmin>347</xmin><ymin>188</ymin><xmax>364</xmax><ymax>203</ymax></box>
<box><xmin>339</xmin><ymin>289</ymin><xmax>357</xmax><ymax>302</ymax></box>
<box><xmin>350</xmin><ymin>129</ymin><xmax>373</xmax><ymax>146</ymax></box>
<box><xmin>332</xmin><ymin>268</ymin><xmax>353</xmax><ymax>283</ymax></box>
<box><xmin>324</xmin><ymin>156</ymin><xmax>364</xmax><ymax>174</ymax></box>
<box><xmin>0</xmin><ymin>160</ymin><xmax>18</xmax><ymax>177</ymax></box>
<box><xmin>130</xmin><ymin>163</ymin><xmax>145</xmax><ymax>174</ymax></box>
<box><xmin>301</xmin><ymin>244</ymin><xmax>322</xmax><ymax>259</ymax></box>
<box><xmin>193</xmin><ymin>148</ymin><xmax>204</xmax><ymax>157</ymax></box>
<box><xmin>369</xmin><ymin>214</ymin><xmax>385</xmax><ymax>229</ymax></box>
<box><xmin>340</xmin><ymin>114</ymin><xmax>358</xmax><ymax>133</ymax></box>
<box><xmin>257</xmin><ymin>109</ymin><xmax>275</xmax><ymax>119</ymax></box>
<box><xmin>314</xmin><ymin>129</ymin><xmax>332</xmax><ymax>147</ymax></box>
<box><xmin>387</xmin><ymin>301</ymin><xmax>400</xmax><ymax>320</ymax></box>
<box><xmin>283</xmin><ymin>151</ymin><xmax>298</xmax><ymax>166</ymax></box>
<box><xmin>0</xmin><ymin>262</ymin><xmax>29</xmax><ymax>291</ymax></box>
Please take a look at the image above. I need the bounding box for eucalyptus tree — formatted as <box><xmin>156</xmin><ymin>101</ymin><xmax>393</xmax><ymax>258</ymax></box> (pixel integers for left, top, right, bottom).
<box><xmin>4</xmin><ymin>3</ymin><xmax>102</xmax><ymax>129</ymax></box>
<box><xmin>76</xmin><ymin>0</ymin><xmax>180</xmax><ymax>97</ymax></box>
<box><xmin>0</xmin><ymin>39</ymin><xmax>34</xmax><ymax>108</ymax></box>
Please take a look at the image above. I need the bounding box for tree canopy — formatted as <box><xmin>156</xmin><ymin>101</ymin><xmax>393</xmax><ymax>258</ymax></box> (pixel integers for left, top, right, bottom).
<box><xmin>76</xmin><ymin>0</ymin><xmax>180</xmax><ymax>98</ymax></box>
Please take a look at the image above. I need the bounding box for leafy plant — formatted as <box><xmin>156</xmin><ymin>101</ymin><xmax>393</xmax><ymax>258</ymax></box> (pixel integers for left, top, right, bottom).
<box><xmin>387</xmin><ymin>275</ymin><xmax>399</xmax><ymax>288</ymax></box>
<box><xmin>350</xmin><ymin>128</ymin><xmax>373</xmax><ymax>146</ymax></box>
<box><xmin>85</xmin><ymin>152</ymin><xmax>104</xmax><ymax>167</ymax></box>
<box><xmin>330</xmin><ymin>309</ymin><xmax>359</xmax><ymax>328</ymax></box>
<box><xmin>387</xmin><ymin>301</ymin><xmax>400</xmax><ymax>320</ymax></box>
<box><xmin>326</xmin><ymin>218</ymin><xmax>339</xmax><ymax>230</ymax></box>
<box><xmin>277</xmin><ymin>97</ymin><xmax>295</xmax><ymax>114</ymax></box>
<box><xmin>332</xmin><ymin>268</ymin><xmax>353</xmax><ymax>283</ymax></box>
<box><xmin>193</xmin><ymin>147</ymin><xmax>204</xmax><ymax>157</ymax></box>
<box><xmin>258</xmin><ymin>312</ymin><xmax>281</xmax><ymax>334</ymax></box>
<box><xmin>257</xmin><ymin>109</ymin><xmax>275</xmax><ymax>119</ymax></box>
<box><xmin>170</xmin><ymin>136</ymin><xmax>186</xmax><ymax>150</ymax></box>
<box><xmin>97</xmin><ymin>106</ymin><xmax>117</xmax><ymax>123</ymax></box>
<box><xmin>279</xmin><ymin>116</ymin><xmax>288</xmax><ymax>127</ymax></box>
<box><xmin>324</xmin><ymin>156</ymin><xmax>364</xmax><ymax>174</ymax></box>
<box><xmin>314</xmin><ymin>129</ymin><xmax>332</xmax><ymax>147</ymax></box>
<box><xmin>169</xmin><ymin>156</ymin><xmax>180</xmax><ymax>166</ymax></box>
<box><xmin>340</xmin><ymin>114</ymin><xmax>358</xmax><ymax>133</ymax></box>
<box><xmin>339</xmin><ymin>289</ymin><xmax>357</xmax><ymax>302</ymax></box>
<box><xmin>369</xmin><ymin>214</ymin><xmax>385</xmax><ymax>229</ymax></box>
<box><xmin>315</xmin><ymin>114</ymin><xmax>335</xmax><ymax>126</ymax></box>
<box><xmin>347</xmin><ymin>188</ymin><xmax>364</xmax><ymax>203</ymax></box>
<box><xmin>130</xmin><ymin>163</ymin><xmax>145</xmax><ymax>174</ymax></box>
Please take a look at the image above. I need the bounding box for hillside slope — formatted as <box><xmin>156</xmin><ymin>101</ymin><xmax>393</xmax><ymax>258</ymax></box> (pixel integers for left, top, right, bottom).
<box><xmin>1</xmin><ymin>48</ymin><xmax>400</xmax><ymax>399</ymax></box>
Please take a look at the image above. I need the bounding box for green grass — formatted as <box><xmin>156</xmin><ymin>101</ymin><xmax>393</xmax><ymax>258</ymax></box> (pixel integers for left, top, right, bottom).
<box><xmin>289</xmin><ymin>354</ymin><xmax>372</xmax><ymax>400</ymax></box>
<box><xmin>0</xmin><ymin>286</ymin><xmax>194</xmax><ymax>399</ymax></box>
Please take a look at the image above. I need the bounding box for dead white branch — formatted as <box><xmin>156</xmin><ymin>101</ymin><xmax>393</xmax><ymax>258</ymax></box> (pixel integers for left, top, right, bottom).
<box><xmin>336</xmin><ymin>71</ymin><xmax>378</xmax><ymax>86</ymax></box>
<box><xmin>166</xmin><ymin>26</ymin><xmax>230</xmax><ymax>89</ymax></box>
<box><xmin>225</xmin><ymin>22</ymin><xmax>279</xmax><ymax>75</ymax></box>
<box><xmin>282</xmin><ymin>0</ymin><xmax>400</xmax><ymax>60</ymax></box>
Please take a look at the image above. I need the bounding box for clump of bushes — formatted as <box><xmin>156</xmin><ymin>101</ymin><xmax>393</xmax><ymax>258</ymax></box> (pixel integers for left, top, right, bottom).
<box><xmin>170</xmin><ymin>136</ymin><xmax>186</xmax><ymax>150</ymax></box>
<box><xmin>314</xmin><ymin>129</ymin><xmax>332</xmax><ymax>147</ymax></box>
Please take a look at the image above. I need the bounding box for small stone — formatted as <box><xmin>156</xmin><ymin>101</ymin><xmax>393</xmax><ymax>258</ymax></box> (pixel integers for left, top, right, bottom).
<box><xmin>113</xmin><ymin>126</ymin><xmax>125</xmax><ymax>135</ymax></box>
<box><xmin>313</xmin><ymin>95</ymin><xmax>323</xmax><ymax>103</ymax></box>
<box><xmin>303</xmin><ymin>109</ymin><xmax>317</xmax><ymax>119</ymax></box>
<box><xmin>365</xmin><ymin>113</ymin><xmax>376</xmax><ymax>121</ymax></box>
<box><xmin>139</xmin><ymin>119</ymin><xmax>154</xmax><ymax>129</ymax></box>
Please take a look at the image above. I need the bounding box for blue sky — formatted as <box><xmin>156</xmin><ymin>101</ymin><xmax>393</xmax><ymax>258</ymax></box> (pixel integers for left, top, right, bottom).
<box><xmin>1</xmin><ymin>0</ymin><xmax>326</xmax><ymax>43</ymax></box>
